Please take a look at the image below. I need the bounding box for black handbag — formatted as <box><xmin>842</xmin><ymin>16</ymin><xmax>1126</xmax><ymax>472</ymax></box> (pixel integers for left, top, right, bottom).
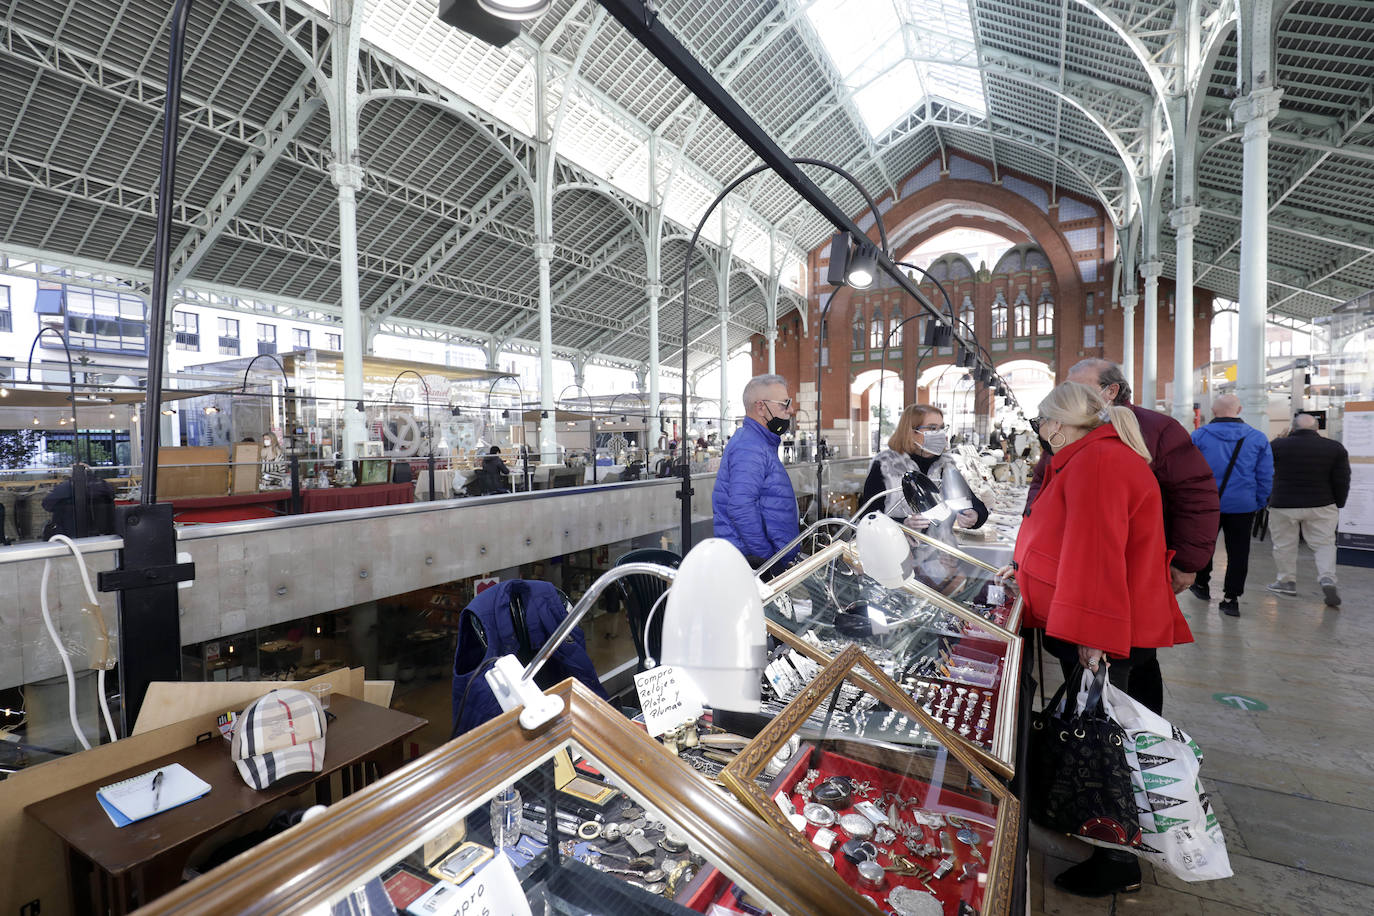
<box><xmin>1028</xmin><ymin>664</ymin><xmax>1142</xmax><ymax>847</ymax></box>
<box><xmin>1252</xmin><ymin>507</ymin><xmax>1269</xmax><ymax>541</ymax></box>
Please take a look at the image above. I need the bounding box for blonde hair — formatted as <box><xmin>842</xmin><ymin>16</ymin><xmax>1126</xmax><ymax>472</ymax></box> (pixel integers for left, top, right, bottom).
<box><xmin>888</xmin><ymin>403</ymin><xmax>943</xmax><ymax>453</ymax></box>
<box><xmin>1038</xmin><ymin>381</ymin><xmax>1150</xmax><ymax>461</ymax></box>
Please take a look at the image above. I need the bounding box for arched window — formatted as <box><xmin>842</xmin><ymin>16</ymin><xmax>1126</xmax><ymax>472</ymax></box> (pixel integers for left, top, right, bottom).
<box><xmin>852</xmin><ymin>311</ymin><xmax>865</xmax><ymax>350</ymax></box>
<box><xmin>1012</xmin><ymin>290</ymin><xmax>1031</xmax><ymax>337</ymax></box>
<box><xmin>889</xmin><ymin>306</ymin><xmax>904</xmax><ymax>347</ymax></box>
<box><xmin>1037</xmin><ymin>289</ymin><xmax>1055</xmax><ymax>335</ymax></box>
<box><xmin>870</xmin><ymin>308</ymin><xmax>885</xmax><ymax>349</ymax></box>
<box><xmin>991</xmin><ymin>296</ymin><xmax>1008</xmax><ymax>339</ymax></box>
<box><xmin>959</xmin><ymin>295</ymin><xmax>975</xmax><ymax>338</ymax></box>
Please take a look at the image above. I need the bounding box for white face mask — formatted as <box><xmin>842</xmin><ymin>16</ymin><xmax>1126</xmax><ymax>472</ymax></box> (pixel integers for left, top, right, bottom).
<box><xmin>919</xmin><ymin>431</ymin><xmax>948</xmax><ymax>456</ymax></box>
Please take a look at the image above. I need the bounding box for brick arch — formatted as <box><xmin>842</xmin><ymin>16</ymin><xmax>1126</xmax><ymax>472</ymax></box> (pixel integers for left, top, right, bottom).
<box><xmin>877</xmin><ymin>177</ymin><xmax>1085</xmax><ymax>311</ymax></box>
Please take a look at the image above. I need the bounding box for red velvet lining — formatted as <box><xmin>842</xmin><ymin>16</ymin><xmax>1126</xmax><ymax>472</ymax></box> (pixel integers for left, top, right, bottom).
<box><xmin>690</xmin><ymin>745</ymin><xmax>997</xmax><ymax>914</ymax></box>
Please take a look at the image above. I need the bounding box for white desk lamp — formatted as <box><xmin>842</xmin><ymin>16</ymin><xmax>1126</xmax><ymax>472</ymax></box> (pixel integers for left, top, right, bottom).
<box><xmin>486</xmin><ymin>538</ymin><xmax>766</xmax><ymax>729</ymax></box>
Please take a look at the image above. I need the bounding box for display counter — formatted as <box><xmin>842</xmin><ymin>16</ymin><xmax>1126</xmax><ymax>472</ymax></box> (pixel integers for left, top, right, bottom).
<box><xmin>133</xmin><ymin>680</ymin><xmax>873</xmax><ymax>916</ymax></box>
<box><xmin>761</xmin><ymin>540</ymin><xmax>1022</xmax><ymax>777</ymax></box>
<box><xmin>722</xmin><ymin>645</ymin><xmax>1020</xmax><ymax>916</ymax></box>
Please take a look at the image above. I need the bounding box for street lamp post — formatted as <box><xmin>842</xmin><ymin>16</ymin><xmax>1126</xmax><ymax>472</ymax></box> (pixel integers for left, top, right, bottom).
<box><xmin>388</xmin><ymin>369</ymin><xmax>437</xmax><ymax>502</ymax></box>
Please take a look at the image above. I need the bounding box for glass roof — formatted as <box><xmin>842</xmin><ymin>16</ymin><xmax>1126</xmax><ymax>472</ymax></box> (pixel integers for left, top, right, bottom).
<box><xmin>804</xmin><ymin>0</ymin><xmax>986</xmax><ymax>137</ymax></box>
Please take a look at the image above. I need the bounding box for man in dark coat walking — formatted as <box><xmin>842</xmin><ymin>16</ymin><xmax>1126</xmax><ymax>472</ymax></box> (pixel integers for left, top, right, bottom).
<box><xmin>1266</xmin><ymin>413</ymin><xmax>1350</xmax><ymax>606</ymax></box>
<box><xmin>1190</xmin><ymin>394</ymin><xmax>1273</xmax><ymax>616</ymax></box>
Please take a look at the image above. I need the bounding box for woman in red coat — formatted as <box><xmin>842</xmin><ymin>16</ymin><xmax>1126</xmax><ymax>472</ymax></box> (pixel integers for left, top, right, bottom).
<box><xmin>1013</xmin><ymin>381</ymin><xmax>1193</xmax><ymax>897</ymax></box>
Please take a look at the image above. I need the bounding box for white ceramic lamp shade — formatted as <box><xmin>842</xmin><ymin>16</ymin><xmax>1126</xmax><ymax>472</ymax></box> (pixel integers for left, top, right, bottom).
<box><xmin>660</xmin><ymin>538</ymin><xmax>767</xmax><ymax>713</ymax></box>
<box><xmin>855</xmin><ymin>512</ymin><xmax>910</xmax><ymax>587</ymax></box>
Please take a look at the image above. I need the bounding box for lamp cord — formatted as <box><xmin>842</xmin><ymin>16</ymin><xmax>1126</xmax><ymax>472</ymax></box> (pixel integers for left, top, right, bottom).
<box><xmin>40</xmin><ymin>535</ymin><xmax>119</xmax><ymax>748</ymax></box>
<box><xmin>639</xmin><ymin>589</ymin><xmax>671</xmax><ymax>669</ymax></box>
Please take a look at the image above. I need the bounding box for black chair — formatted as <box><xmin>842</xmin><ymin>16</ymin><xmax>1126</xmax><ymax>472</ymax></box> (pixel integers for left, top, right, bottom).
<box><xmin>613</xmin><ymin>548</ymin><xmax>681</xmax><ymax>670</ymax></box>
<box><xmin>390</xmin><ymin>461</ymin><xmax>413</xmax><ymax>484</ymax></box>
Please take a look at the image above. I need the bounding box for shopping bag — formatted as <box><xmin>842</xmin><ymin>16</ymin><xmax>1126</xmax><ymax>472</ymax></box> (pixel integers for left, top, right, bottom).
<box><xmin>1028</xmin><ymin>665</ymin><xmax>1142</xmax><ymax>846</ymax></box>
<box><xmin>1079</xmin><ymin>677</ymin><xmax>1233</xmax><ymax>881</ymax></box>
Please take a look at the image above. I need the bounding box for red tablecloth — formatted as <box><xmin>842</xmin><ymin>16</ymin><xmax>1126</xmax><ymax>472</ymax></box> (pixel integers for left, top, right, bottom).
<box><xmin>118</xmin><ymin>491</ymin><xmax>292</xmax><ymax>525</ymax></box>
<box><xmin>302</xmin><ymin>482</ymin><xmax>414</xmax><ymax>513</ymax></box>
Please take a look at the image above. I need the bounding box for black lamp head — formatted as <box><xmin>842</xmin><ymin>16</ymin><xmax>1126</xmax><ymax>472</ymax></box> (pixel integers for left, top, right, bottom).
<box><xmin>450</xmin><ymin>406</ymin><xmax>462</xmax><ymax>417</ymax></box>
<box><xmin>901</xmin><ymin>470</ymin><xmax>940</xmax><ymax>514</ymax></box>
<box><xmin>501</xmin><ymin>408</ymin><xmax>510</xmax><ymax>418</ymax></box>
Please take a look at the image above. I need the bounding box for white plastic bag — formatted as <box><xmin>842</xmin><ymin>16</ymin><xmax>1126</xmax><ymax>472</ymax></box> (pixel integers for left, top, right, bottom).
<box><xmin>1077</xmin><ymin>674</ymin><xmax>1232</xmax><ymax>881</ymax></box>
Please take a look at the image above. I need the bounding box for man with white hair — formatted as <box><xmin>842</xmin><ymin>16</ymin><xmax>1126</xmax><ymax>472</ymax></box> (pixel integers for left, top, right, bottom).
<box><xmin>1190</xmin><ymin>394</ymin><xmax>1273</xmax><ymax>616</ymax></box>
<box><xmin>713</xmin><ymin>374</ymin><xmax>800</xmax><ymax>572</ymax></box>
<box><xmin>1266</xmin><ymin>413</ymin><xmax>1350</xmax><ymax>606</ymax></box>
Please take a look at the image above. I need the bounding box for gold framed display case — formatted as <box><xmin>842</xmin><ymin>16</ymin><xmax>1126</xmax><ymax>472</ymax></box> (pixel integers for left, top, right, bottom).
<box><xmin>134</xmin><ymin>680</ymin><xmax>875</xmax><ymax>916</ymax></box>
<box><xmin>721</xmin><ymin>645</ymin><xmax>1020</xmax><ymax>916</ymax></box>
<box><xmin>762</xmin><ymin>541</ymin><xmax>1022</xmax><ymax>778</ymax></box>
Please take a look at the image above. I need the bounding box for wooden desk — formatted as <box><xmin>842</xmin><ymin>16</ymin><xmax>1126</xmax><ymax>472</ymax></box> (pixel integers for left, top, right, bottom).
<box><xmin>26</xmin><ymin>694</ymin><xmax>426</xmax><ymax>915</ymax></box>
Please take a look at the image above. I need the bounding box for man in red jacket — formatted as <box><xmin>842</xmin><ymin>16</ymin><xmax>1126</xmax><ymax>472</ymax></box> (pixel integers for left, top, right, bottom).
<box><xmin>1026</xmin><ymin>359</ymin><xmax>1219</xmax><ymax>711</ymax></box>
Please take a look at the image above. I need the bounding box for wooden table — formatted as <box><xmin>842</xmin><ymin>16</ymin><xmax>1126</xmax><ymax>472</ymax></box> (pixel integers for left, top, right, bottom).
<box><xmin>26</xmin><ymin>694</ymin><xmax>426</xmax><ymax>915</ymax></box>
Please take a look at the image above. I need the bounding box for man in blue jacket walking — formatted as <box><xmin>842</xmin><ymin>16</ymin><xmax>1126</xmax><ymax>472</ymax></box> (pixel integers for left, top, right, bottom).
<box><xmin>1189</xmin><ymin>394</ymin><xmax>1273</xmax><ymax>616</ymax></box>
<box><xmin>713</xmin><ymin>374</ymin><xmax>800</xmax><ymax>573</ymax></box>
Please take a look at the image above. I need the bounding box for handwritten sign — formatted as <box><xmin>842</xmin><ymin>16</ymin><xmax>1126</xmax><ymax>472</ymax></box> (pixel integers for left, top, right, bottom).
<box><xmin>634</xmin><ymin>665</ymin><xmax>704</xmax><ymax>738</ymax></box>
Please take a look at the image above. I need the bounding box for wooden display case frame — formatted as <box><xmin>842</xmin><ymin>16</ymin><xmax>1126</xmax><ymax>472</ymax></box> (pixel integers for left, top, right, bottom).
<box><xmin>133</xmin><ymin>679</ymin><xmax>876</xmax><ymax>916</ymax></box>
<box><xmin>720</xmin><ymin>645</ymin><xmax>1021</xmax><ymax>916</ymax></box>
<box><xmin>762</xmin><ymin>541</ymin><xmax>1023</xmax><ymax>778</ymax></box>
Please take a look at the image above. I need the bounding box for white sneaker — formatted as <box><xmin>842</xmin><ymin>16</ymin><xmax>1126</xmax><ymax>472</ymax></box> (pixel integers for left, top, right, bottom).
<box><xmin>1265</xmin><ymin>580</ymin><xmax>1297</xmax><ymax>596</ymax></box>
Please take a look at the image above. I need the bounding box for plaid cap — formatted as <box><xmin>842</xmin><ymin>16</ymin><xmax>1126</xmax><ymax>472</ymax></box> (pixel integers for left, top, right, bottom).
<box><xmin>230</xmin><ymin>688</ymin><xmax>327</xmax><ymax>790</ymax></box>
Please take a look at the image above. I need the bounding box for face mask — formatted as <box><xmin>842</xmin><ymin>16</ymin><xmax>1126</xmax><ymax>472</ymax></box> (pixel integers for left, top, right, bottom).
<box><xmin>763</xmin><ymin>406</ymin><xmax>790</xmax><ymax>436</ymax></box>
<box><xmin>919</xmin><ymin>431</ymin><xmax>947</xmax><ymax>456</ymax></box>
<box><xmin>1037</xmin><ymin>434</ymin><xmax>1054</xmax><ymax>456</ymax></box>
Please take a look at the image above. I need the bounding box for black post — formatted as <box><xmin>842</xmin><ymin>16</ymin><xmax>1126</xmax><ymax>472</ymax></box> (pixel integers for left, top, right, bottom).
<box><xmin>289</xmin><ymin>454</ymin><xmax>302</xmax><ymax>515</ymax></box>
<box><xmin>108</xmin><ymin>0</ymin><xmax>195</xmax><ymax>732</ymax></box>
<box><xmin>427</xmin><ymin>453</ymin><xmax>437</xmax><ymax>502</ymax></box>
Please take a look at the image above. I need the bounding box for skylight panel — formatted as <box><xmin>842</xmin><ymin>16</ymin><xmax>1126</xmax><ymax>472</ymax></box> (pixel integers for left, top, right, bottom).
<box><xmin>853</xmin><ymin>60</ymin><xmax>923</xmax><ymax>136</ymax></box>
<box><xmin>801</xmin><ymin>0</ymin><xmax>985</xmax><ymax>137</ymax></box>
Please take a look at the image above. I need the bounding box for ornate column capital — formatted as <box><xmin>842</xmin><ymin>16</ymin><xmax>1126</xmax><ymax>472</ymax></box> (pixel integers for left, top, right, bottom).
<box><xmin>532</xmin><ymin>241</ymin><xmax>556</xmax><ymax>261</ymax></box>
<box><xmin>329</xmin><ymin>162</ymin><xmax>365</xmax><ymax>191</ymax></box>
<box><xmin>645</xmin><ymin>282</ymin><xmax>664</xmax><ymax>298</ymax></box>
<box><xmin>1120</xmin><ymin>292</ymin><xmax>1139</xmax><ymax>312</ymax></box>
<box><xmin>1231</xmin><ymin>87</ymin><xmax>1283</xmax><ymax>141</ymax></box>
<box><xmin>1170</xmin><ymin>205</ymin><xmax>1202</xmax><ymax>232</ymax></box>
<box><xmin>1141</xmin><ymin>259</ymin><xmax>1163</xmax><ymax>281</ymax></box>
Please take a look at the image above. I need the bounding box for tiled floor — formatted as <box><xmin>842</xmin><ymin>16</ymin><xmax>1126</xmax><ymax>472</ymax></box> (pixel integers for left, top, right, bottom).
<box><xmin>1030</xmin><ymin>538</ymin><xmax>1374</xmax><ymax>915</ymax></box>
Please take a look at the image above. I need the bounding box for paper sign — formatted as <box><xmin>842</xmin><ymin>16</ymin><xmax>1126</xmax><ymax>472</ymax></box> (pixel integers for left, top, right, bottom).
<box><xmin>634</xmin><ymin>665</ymin><xmax>704</xmax><ymax>738</ymax></box>
<box><xmin>924</xmin><ymin>501</ymin><xmax>953</xmax><ymax>522</ymax></box>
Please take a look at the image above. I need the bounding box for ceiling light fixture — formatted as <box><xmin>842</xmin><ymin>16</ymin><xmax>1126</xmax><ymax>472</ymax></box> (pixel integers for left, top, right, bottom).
<box><xmin>845</xmin><ymin>242</ymin><xmax>878</xmax><ymax>289</ymax></box>
<box><xmin>476</xmin><ymin>0</ymin><xmax>551</xmax><ymax>19</ymax></box>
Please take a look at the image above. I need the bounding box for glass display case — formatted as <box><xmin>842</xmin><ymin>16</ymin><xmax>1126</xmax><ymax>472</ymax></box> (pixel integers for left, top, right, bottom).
<box><xmin>133</xmin><ymin>680</ymin><xmax>875</xmax><ymax>916</ymax></box>
<box><xmin>761</xmin><ymin>541</ymin><xmax>1022</xmax><ymax>778</ymax></box>
<box><xmin>898</xmin><ymin>526</ymin><xmax>1022</xmax><ymax>632</ymax></box>
<box><xmin>722</xmin><ymin>646</ymin><xmax>1020</xmax><ymax>916</ymax></box>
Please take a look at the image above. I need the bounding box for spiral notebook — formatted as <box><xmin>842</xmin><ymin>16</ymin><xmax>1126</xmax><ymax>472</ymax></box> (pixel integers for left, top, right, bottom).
<box><xmin>96</xmin><ymin>763</ymin><xmax>212</xmax><ymax>827</ymax></box>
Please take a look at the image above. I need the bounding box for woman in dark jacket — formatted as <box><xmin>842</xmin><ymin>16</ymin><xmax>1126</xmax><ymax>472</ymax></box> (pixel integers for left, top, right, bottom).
<box><xmin>861</xmin><ymin>404</ymin><xmax>986</xmax><ymax>589</ymax></box>
<box><xmin>860</xmin><ymin>404</ymin><xmax>988</xmax><ymax>533</ymax></box>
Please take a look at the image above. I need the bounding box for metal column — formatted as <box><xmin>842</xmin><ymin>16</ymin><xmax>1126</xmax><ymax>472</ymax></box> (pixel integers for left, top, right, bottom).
<box><xmin>1120</xmin><ymin>291</ymin><xmax>1138</xmax><ymax>396</ymax></box>
<box><xmin>1232</xmin><ymin>87</ymin><xmax>1283</xmax><ymax>422</ymax></box>
<box><xmin>1141</xmin><ymin>260</ymin><xmax>1161</xmax><ymax>408</ymax></box>
<box><xmin>1171</xmin><ymin>206</ymin><xmax>1200</xmax><ymax>424</ymax></box>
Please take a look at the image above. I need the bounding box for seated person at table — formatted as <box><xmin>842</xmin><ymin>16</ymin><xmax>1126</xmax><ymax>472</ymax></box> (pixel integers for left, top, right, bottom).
<box><xmin>41</xmin><ymin>465</ymin><xmax>116</xmax><ymax>538</ymax></box>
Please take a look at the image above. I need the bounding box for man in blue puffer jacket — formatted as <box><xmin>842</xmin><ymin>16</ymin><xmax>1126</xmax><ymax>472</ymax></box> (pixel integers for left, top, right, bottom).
<box><xmin>713</xmin><ymin>374</ymin><xmax>800</xmax><ymax>573</ymax></box>
<box><xmin>1189</xmin><ymin>394</ymin><xmax>1273</xmax><ymax>617</ymax></box>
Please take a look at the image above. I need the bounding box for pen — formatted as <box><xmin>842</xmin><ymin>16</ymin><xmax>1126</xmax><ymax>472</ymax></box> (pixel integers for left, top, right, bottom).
<box><xmin>151</xmin><ymin>770</ymin><xmax>164</xmax><ymax>812</ymax></box>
